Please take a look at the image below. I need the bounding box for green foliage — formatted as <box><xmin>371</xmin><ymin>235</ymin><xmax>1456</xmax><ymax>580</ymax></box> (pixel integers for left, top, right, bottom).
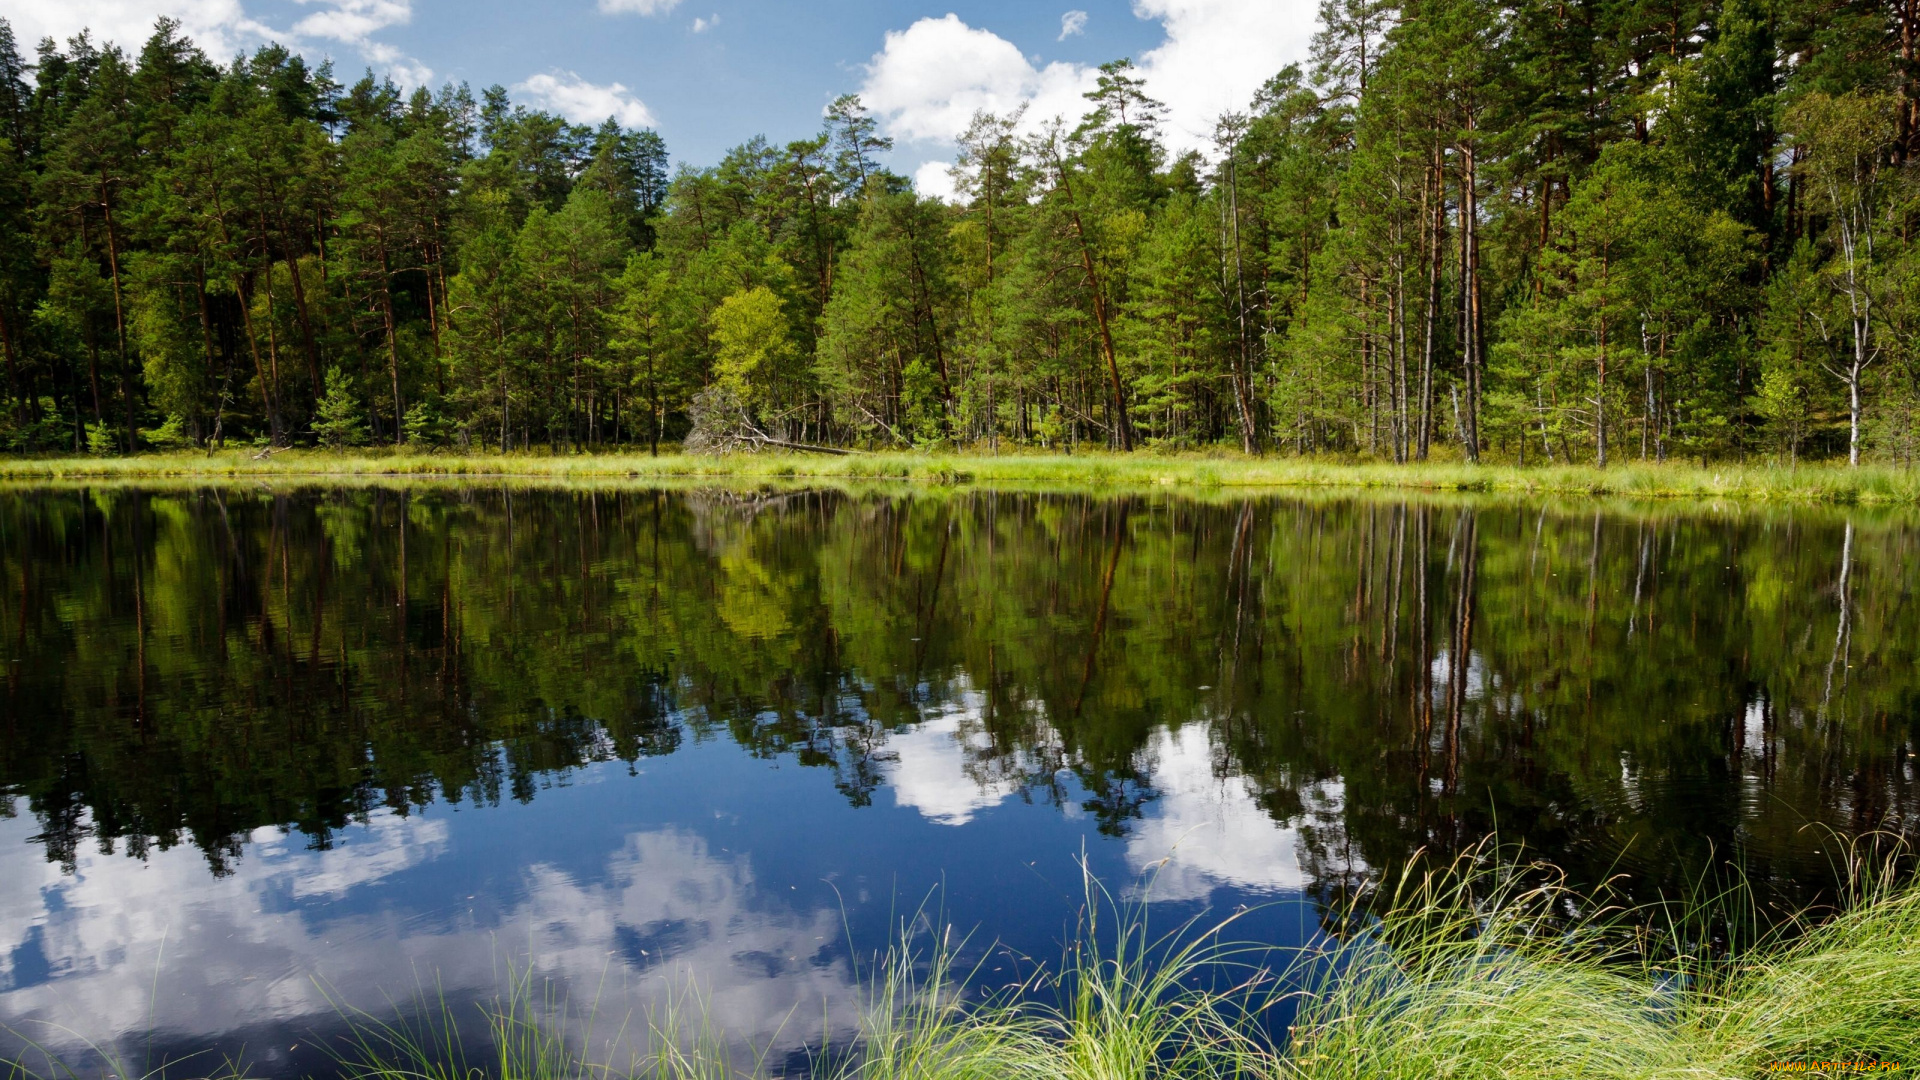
<box><xmin>709</xmin><ymin>285</ymin><xmax>793</xmax><ymax>408</ymax></box>
<box><xmin>0</xmin><ymin>7</ymin><xmax>1918</xmax><ymax>463</ymax></box>
<box><xmin>402</xmin><ymin>399</ymin><xmax>450</xmax><ymax>448</ymax></box>
<box><xmin>0</xmin><ymin>410</ymin><xmax>72</xmax><ymax>454</ymax></box>
<box><xmin>139</xmin><ymin>413</ymin><xmax>193</xmax><ymax>450</ymax></box>
<box><xmin>84</xmin><ymin>421</ymin><xmax>118</xmax><ymax>457</ymax></box>
<box><xmin>1752</xmin><ymin>365</ymin><xmax>1813</xmax><ymax>462</ymax></box>
<box><xmin>313</xmin><ymin>368</ymin><xmax>369</xmax><ymax>448</ymax></box>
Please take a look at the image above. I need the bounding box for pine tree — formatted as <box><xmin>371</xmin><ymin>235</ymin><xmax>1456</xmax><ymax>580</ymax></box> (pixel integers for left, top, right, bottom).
<box><xmin>312</xmin><ymin>367</ymin><xmax>368</xmax><ymax>448</ymax></box>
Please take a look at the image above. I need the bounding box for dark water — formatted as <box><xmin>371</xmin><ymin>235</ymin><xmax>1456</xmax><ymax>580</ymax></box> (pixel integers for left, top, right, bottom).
<box><xmin>0</xmin><ymin>486</ymin><xmax>1915</xmax><ymax>1074</ymax></box>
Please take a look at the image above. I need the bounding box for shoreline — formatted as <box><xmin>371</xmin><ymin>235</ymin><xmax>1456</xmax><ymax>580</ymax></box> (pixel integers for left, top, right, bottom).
<box><xmin>0</xmin><ymin>449</ymin><xmax>1917</xmax><ymax>503</ymax></box>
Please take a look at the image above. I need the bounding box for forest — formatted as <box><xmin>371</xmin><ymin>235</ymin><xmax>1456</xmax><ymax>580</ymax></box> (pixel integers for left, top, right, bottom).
<box><xmin>0</xmin><ymin>0</ymin><xmax>1917</xmax><ymax>465</ymax></box>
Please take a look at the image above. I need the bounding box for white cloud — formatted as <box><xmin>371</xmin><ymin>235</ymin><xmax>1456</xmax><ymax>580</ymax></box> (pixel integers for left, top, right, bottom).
<box><xmin>884</xmin><ymin>703</ymin><xmax>1015</xmax><ymax>825</ymax></box>
<box><xmin>882</xmin><ymin>676</ymin><xmax>1062</xmax><ymax>824</ymax></box>
<box><xmin>290</xmin><ymin>0</ymin><xmax>408</xmax><ymax>46</ymax></box>
<box><xmin>913</xmin><ymin>160</ymin><xmax>959</xmax><ymax>203</ymax></box>
<box><xmin>6</xmin><ymin>0</ymin><xmax>432</xmax><ymax>87</ymax></box>
<box><xmin>1131</xmin><ymin>0</ymin><xmax>1317</xmax><ymax>152</ymax></box>
<box><xmin>515</xmin><ymin>71</ymin><xmax>658</xmax><ymax>128</ymax></box>
<box><xmin>860</xmin><ymin>0</ymin><xmax>1315</xmax><ymax>156</ymax></box>
<box><xmin>692</xmin><ymin>13</ymin><xmax>719</xmax><ymax>33</ymax></box>
<box><xmin>859</xmin><ymin>14</ymin><xmax>1092</xmax><ymax>145</ymax></box>
<box><xmin>599</xmin><ymin>0</ymin><xmax>682</xmax><ymax>14</ymax></box>
<box><xmin>290</xmin><ymin>0</ymin><xmax>432</xmax><ymax>84</ymax></box>
<box><xmin>2</xmin><ymin>0</ymin><xmax>268</xmax><ymax>59</ymax></box>
<box><xmin>1059</xmin><ymin>10</ymin><xmax>1089</xmax><ymax>39</ymax></box>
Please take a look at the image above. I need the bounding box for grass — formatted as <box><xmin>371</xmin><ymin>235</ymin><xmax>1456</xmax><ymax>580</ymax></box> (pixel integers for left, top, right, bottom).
<box><xmin>1282</xmin><ymin>844</ymin><xmax>1920</xmax><ymax>1079</ymax></box>
<box><xmin>2</xmin><ymin>447</ymin><xmax>1920</xmax><ymax>504</ymax></box>
<box><xmin>15</xmin><ymin>845</ymin><xmax>1905</xmax><ymax>1080</ymax></box>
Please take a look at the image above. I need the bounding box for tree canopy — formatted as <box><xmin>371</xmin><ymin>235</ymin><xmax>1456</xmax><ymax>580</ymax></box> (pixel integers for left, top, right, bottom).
<box><xmin>2</xmin><ymin>3</ymin><xmax>1919</xmax><ymax>464</ymax></box>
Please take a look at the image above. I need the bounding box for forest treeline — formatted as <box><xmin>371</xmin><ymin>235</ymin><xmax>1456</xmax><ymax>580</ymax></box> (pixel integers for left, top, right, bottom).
<box><xmin>1</xmin><ymin>1</ymin><xmax>1918</xmax><ymax>464</ymax></box>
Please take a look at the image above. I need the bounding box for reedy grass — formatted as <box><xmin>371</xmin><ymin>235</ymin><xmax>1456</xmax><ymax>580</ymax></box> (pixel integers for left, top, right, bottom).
<box><xmin>3</xmin><ymin>448</ymin><xmax>1920</xmax><ymax>504</ymax></box>
<box><xmin>321</xmin><ymin>959</ymin><xmax>773</xmax><ymax>1080</ymax></box>
<box><xmin>1697</xmin><ymin>877</ymin><xmax>1920</xmax><ymax>1069</ymax></box>
<box><xmin>1283</xmin><ymin>839</ymin><xmax>1920</xmax><ymax>1079</ymax></box>
<box><xmin>322</xmin><ymin>961</ymin><xmax>621</xmax><ymax>1080</ymax></box>
<box><xmin>1280</xmin><ymin>853</ymin><xmax>1708</xmax><ymax>1080</ymax></box>
<box><xmin>836</xmin><ymin>928</ymin><xmax>1047</xmax><ymax>1080</ymax></box>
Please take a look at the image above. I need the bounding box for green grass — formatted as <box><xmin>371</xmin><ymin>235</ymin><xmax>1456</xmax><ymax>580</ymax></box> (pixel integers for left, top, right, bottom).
<box><xmin>2</xmin><ymin>447</ymin><xmax>1920</xmax><ymax>504</ymax></box>
<box><xmin>1281</xmin><ymin>845</ymin><xmax>1920</xmax><ymax>1079</ymax></box>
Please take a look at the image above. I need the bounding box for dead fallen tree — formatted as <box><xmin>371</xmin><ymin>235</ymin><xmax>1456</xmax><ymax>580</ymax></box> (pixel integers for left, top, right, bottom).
<box><xmin>683</xmin><ymin>386</ymin><xmax>860</xmax><ymax>456</ymax></box>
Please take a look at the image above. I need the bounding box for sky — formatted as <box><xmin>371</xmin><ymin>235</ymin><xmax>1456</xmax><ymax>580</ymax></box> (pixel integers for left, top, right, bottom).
<box><xmin>9</xmin><ymin>0</ymin><xmax>1320</xmax><ymax>197</ymax></box>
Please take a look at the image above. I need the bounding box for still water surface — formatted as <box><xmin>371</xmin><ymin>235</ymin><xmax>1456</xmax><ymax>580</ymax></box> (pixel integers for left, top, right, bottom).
<box><xmin>0</xmin><ymin>486</ymin><xmax>1915</xmax><ymax>1074</ymax></box>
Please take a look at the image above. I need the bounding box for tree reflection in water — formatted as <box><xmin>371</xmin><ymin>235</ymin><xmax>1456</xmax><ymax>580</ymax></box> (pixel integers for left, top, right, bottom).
<box><xmin>1</xmin><ymin>486</ymin><xmax>1913</xmax><ymax>906</ymax></box>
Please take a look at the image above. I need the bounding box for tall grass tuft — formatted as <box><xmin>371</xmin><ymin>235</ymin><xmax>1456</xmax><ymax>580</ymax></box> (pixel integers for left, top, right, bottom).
<box><xmin>1029</xmin><ymin>871</ymin><xmax>1271</xmax><ymax>1080</ymax></box>
<box><xmin>1279</xmin><ymin>852</ymin><xmax>1700</xmax><ymax>1080</ymax></box>
<box><xmin>1697</xmin><ymin>850</ymin><xmax>1920</xmax><ymax>1070</ymax></box>
<box><xmin>325</xmin><ymin>963</ymin><xmax>611</xmax><ymax>1080</ymax></box>
<box><xmin>833</xmin><ymin>926</ymin><xmax>1044</xmax><ymax>1080</ymax></box>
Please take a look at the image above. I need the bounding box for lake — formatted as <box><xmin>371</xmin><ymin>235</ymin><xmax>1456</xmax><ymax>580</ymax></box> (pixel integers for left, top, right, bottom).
<box><xmin>0</xmin><ymin>485</ymin><xmax>1914</xmax><ymax>1076</ymax></box>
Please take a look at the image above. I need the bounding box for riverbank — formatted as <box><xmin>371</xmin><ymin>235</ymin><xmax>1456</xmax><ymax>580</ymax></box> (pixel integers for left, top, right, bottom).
<box><xmin>2</xmin><ymin>449</ymin><xmax>1919</xmax><ymax>503</ymax></box>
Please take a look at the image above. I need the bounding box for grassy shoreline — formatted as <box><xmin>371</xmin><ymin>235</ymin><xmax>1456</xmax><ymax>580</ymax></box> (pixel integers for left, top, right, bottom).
<box><xmin>1</xmin><ymin>448</ymin><xmax>1918</xmax><ymax>503</ymax></box>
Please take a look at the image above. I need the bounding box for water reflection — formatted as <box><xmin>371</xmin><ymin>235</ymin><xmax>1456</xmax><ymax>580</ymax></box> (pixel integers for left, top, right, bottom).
<box><xmin>0</xmin><ymin>787</ymin><xmax>860</xmax><ymax>1073</ymax></box>
<box><xmin>1124</xmin><ymin>726</ymin><xmax>1352</xmax><ymax>902</ymax></box>
<box><xmin>0</xmin><ymin>486</ymin><xmax>1915</xmax><ymax>1073</ymax></box>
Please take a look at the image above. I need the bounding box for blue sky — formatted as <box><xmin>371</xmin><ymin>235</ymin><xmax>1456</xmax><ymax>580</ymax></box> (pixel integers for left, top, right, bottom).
<box><xmin>18</xmin><ymin>0</ymin><xmax>1318</xmax><ymax>189</ymax></box>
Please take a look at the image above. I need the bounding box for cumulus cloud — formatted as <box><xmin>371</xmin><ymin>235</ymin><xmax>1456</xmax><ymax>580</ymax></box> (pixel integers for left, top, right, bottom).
<box><xmin>290</xmin><ymin>0</ymin><xmax>433</xmax><ymax>84</ymax></box>
<box><xmin>692</xmin><ymin>13</ymin><xmax>720</xmax><ymax>33</ymax></box>
<box><xmin>290</xmin><ymin>0</ymin><xmax>408</xmax><ymax>46</ymax></box>
<box><xmin>1058</xmin><ymin>10</ymin><xmax>1089</xmax><ymax>40</ymax></box>
<box><xmin>599</xmin><ymin>0</ymin><xmax>682</xmax><ymax>14</ymax></box>
<box><xmin>882</xmin><ymin>676</ymin><xmax>1060</xmax><ymax>824</ymax></box>
<box><xmin>1132</xmin><ymin>0</ymin><xmax>1317</xmax><ymax>151</ymax></box>
<box><xmin>885</xmin><ymin>707</ymin><xmax>1014</xmax><ymax>825</ymax></box>
<box><xmin>514</xmin><ymin>71</ymin><xmax>658</xmax><ymax>128</ymax></box>
<box><xmin>6</xmin><ymin>0</ymin><xmax>432</xmax><ymax>86</ymax></box>
<box><xmin>862</xmin><ymin>0</ymin><xmax>1315</xmax><ymax>162</ymax></box>
<box><xmin>913</xmin><ymin>160</ymin><xmax>960</xmax><ymax>203</ymax></box>
<box><xmin>2</xmin><ymin>0</ymin><xmax>270</xmax><ymax>59</ymax></box>
<box><xmin>860</xmin><ymin>14</ymin><xmax>1092</xmax><ymax>145</ymax></box>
